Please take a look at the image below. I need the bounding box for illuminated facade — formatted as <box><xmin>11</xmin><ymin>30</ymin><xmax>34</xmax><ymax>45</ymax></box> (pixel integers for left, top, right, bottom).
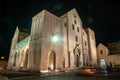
<box><xmin>8</xmin><ymin>8</ymin><xmax>98</xmax><ymax>72</ymax></box>
<box><xmin>97</xmin><ymin>43</ymin><xmax>109</xmax><ymax>68</ymax></box>
<box><xmin>97</xmin><ymin>43</ymin><xmax>120</xmax><ymax>68</ymax></box>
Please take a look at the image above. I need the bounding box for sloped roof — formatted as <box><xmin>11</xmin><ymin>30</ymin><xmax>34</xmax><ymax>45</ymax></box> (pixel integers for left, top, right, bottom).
<box><xmin>18</xmin><ymin>27</ymin><xmax>30</xmax><ymax>34</ymax></box>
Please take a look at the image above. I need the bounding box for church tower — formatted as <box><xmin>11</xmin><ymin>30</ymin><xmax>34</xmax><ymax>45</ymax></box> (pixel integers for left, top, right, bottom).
<box><xmin>8</xmin><ymin>27</ymin><xmax>19</xmax><ymax>67</ymax></box>
<box><xmin>85</xmin><ymin>28</ymin><xmax>98</xmax><ymax>66</ymax></box>
<box><xmin>61</xmin><ymin>8</ymin><xmax>90</xmax><ymax>68</ymax></box>
<box><xmin>28</xmin><ymin>10</ymin><xmax>63</xmax><ymax>72</ymax></box>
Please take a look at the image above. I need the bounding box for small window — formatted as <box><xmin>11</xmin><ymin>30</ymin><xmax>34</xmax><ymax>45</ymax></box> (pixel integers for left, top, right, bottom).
<box><xmin>75</xmin><ymin>36</ymin><xmax>78</xmax><ymax>42</ymax></box>
<box><xmin>64</xmin><ymin>22</ymin><xmax>67</xmax><ymax>27</ymax></box>
<box><xmin>85</xmin><ymin>41</ymin><xmax>87</xmax><ymax>46</ymax></box>
<box><xmin>100</xmin><ymin>50</ymin><xmax>103</xmax><ymax>55</ymax></box>
<box><xmin>77</xmin><ymin>27</ymin><xmax>79</xmax><ymax>32</ymax></box>
<box><xmin>83</xmin><ymin>32</ymin><xmax>84</xmax><ymax>35</ymax></box>
<box><xmin>74</xmin><ymin>20</ymin><xmax>77</xmax><ymax>24</ymax></box>
<box><xmin>74</xmin><ymin>15</ymin><xmax>76</xmax><ymax>18</ymax></box>
<box><xmin>91</xmin><ymin>35</ymin><xmax>94</xmax><ymax>39</ymax></box>
<box><xmin>72</xmin><ymin>24</ymin><xmax>74</xmax><ymax>30</ymax></box>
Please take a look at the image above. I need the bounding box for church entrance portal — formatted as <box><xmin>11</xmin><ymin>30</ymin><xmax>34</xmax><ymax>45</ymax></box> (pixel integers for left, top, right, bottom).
<box><xmin>48</xmin><ymin>51</ymin><xmax>56</xmax><ymax>70</ymax></box>
<box><xmin>14</xmin><ymin>53</ymin><xmax>17</xmax><ymax>67</ymax></box>
<box><xmin>75</xmin><ymin>54</ymin><xmax>79</xmax><ymax>67</ymax></box>
<box><xmin>24</xmin><ymin>49</ymin><xmax>28</xmax><ymax>68</ymax></box>
<box><xmin>74</xmin><ymin>48</ymin><xmax>80</xmax><ymax>67</ymax></box>
<box><xmin>100</xmin><ymin>59</ymin><xmax>106</xmax><ymax>68</ymax></box>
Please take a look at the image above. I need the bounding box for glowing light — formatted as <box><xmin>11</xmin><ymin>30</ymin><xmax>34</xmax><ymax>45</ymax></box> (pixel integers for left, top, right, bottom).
<box><xmin>52</xmin><ymin>35</ymin><xmax>58</xmax><ymax>42</ymax></box>
<box><xmin>16</xmin><ymin>38</ymin><xmax>29</xmax><ymax>49</ymax></box>
<box><xmin>50</xmin><ymin>64</ymin><xmax>54</xmax><ymax>70</ymax></box>
<box><xmin>1</xmin><ymin>56</ymin><xmax>5</xmax><ymax>60</ymax></box>
<box><xmin>83</xmin><ymin>68</ymin><xmax>96</xmax><ymax>73</ymax></box>
<box><xmin>41</xmin><ymin>70</ymin><xmax>49</xmax><ymax>73</ymax></box>
<box><xmin>83</xmin><ymin>69</ymin><xmax>91</xmax><ymax>73</ymax></box>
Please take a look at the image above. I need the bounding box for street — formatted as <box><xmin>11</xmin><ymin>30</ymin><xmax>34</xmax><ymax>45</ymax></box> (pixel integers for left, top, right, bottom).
<box><xmin>1</xmin><ymin>71</ymin><xmax>119</xmax><ymax>80</ymax></box>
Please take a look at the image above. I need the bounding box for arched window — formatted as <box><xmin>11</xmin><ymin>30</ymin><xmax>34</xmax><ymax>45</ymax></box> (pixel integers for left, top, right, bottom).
<box><xmin>85</xmin><ymin>41</ymin><xmax>87</xmax><ymax>46</ymax></box>
<box><xmin>75</xmin><ymin>36</ymin><xmax>78</xmax><ymax>42</ymax></box>
<box><xmin>77</xmin><ymin>27</ymin><xmax>79</xmax><ymax>32</ymax></box>
<box><xmin>72</xmin><ymin>24</ymin><xmax>74</xmax><ymax>30</ymax></box>
<box><xmin>100</xmin><ymin>50</ymin><xmax>103</xmax><ymax>55</ymax></box>
<box><xmin>14</xmin><ymin>53</ymin><xmax>17</xmax><ymax>67</ymax></box>
<box><xmin>74</xmin><ymin>15</ymin><xmax>76</xmax><ymax>18</ymax></box>
<box><xmin>24</xmin><ymin>49</ymin><xmax>29</xmax><ymax>68</ymax></box>
<box><xmin>74</xmin><ymin>20</ymin><xmax>77</xmax><ymax>24</ymax></box>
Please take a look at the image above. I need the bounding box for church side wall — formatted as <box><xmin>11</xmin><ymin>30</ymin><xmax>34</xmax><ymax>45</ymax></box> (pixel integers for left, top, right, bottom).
<box><xmin>15</xmin><ymin>42</ymin><xmax>29</xmax><ymax>69</ymax></box>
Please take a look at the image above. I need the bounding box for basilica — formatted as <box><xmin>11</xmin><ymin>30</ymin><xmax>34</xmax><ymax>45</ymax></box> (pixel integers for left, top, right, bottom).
<box><xmin>8</xmin><ymin>8</ymin><xmax>98</xmax><ymax>72</ymax></box>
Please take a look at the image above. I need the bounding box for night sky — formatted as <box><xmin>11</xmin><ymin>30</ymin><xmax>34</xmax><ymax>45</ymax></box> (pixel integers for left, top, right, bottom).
<box><xmin>0</xmin><ymin>0</ymin><xmax>120</xmax><ymax>60</ymax></box>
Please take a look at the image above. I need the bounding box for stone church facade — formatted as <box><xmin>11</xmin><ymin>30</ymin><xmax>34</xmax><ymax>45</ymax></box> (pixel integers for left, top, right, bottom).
<box><xmin>97</xmin><ymin>43</ymin><xmax>120</xmax><ymax>68</ymax></box>
<box><xmin>8</xmin><ymin>8</ymin><xmax>97</xmax><ymax>72</ymax></box>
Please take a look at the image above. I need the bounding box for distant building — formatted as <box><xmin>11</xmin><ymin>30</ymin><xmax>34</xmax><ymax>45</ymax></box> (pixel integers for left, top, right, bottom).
<box><xmin>8</xmin><ymin>8</ymin><xmax>98</xmax><ymax>72</ymax></box>
<box><xmin>97</xmin><ymin>43</ymin><xmax>109</xmax><ymax>68</ymax></box>
<box><xmin>108</xmin><ymin>41</ymin><xmax>120</xmax><ymax>68</ymax></box>
<box><xmin>0</xmin><ymin>61</ymin><xmax>7</xmax><ymax>70</ymax></box>
<box><xmin>108</xmin><ymin>41</ymin><xmax>120</xmax><ymax>55</ymax></box>
<box><xmin>108</xmin><ymin>54</ymin><xmax>120</xmax><ymax>68</ymax></box>
<box><xmin>97</xmin><ymin>42</ymin><xmax>120</xmax><ymax>68</ymax></box>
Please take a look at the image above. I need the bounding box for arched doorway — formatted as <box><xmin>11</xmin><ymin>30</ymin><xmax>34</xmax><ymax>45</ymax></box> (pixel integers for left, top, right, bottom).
<box><xmin>100</xmin><ymin>59</ymin><xmax>106</xmax><ymax>68</ymax></box>
<box><xmin>20</xmin><ymin>50</ymin><xmax>24</xmax><ymax>67</ymax></box>
<box><xmin>16</xmin><ymin>52</ymin><xmax>20</xmax><ymax>67</ymax></box>
<box><xmin>68</xmin><ymin>52</ymin><xmax>71</xmax><ymax>67</ymax></box>
<box><xmin>74</xmin><ymin>48</ymin><xmax>80</xmax><ymax>67</ymax></box>
<box><xmin>24</xmin><ymin>49</ymin><xmax>28</xmax><ymax>68</ymax></box>
<box><xmin>14</xmin><ymin>53</ymin><xmax>17</xmax><ymax>67</ymax></box>
<box><xmin>75</xmin><ymin>54</ymin><xmax>79</xmax><ymax>67</ymax></box>
<box><xmin>48</xmin><ymin>50</ymin><xmax>56</xmax><ymax>70</ymax></box>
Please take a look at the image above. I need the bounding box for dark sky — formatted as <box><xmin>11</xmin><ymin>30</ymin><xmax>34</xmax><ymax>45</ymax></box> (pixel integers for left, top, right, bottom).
<box><xmin>0</xmin><ymin>0</ymin><xmax>120</xmax><ymax>60</ymax></box>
